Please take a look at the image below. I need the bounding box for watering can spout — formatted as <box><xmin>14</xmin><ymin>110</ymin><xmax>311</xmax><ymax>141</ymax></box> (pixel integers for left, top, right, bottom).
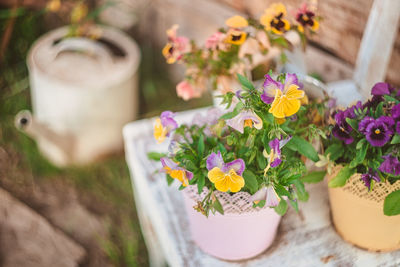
<box><xmin>15</xmin><ymin>110</ymin><xmax>75</xmax><ymax>166</ymax></box>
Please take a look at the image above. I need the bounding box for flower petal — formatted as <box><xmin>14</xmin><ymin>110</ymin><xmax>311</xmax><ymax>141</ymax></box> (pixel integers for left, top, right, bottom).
<box><xmin>249</xmin><ymin>187</ymin><xmax>267</xmax><ymax>203</ymax></box>
<box><xmin>206</xmin><ymin>151</ymin><xmax>224</xmax><ymax>171</ymax></box>
<box><xmin>223</xmin><ymin>158</ymin><xmax>245</xmax><ymax>176</ymax></box>
<box><xmin>265</xmin><ymin>186</ymin><xmax>281</xmax><ymax>207</ymax></box>
<box><xmin>208</xmin><ymin>167</ymin><xmax>225</xmax><ymax>184</ymax></box>
<box><xmin>225</xmin><ymin>15</ymin><xmax>248</xmax><ymax>28</ymax></box>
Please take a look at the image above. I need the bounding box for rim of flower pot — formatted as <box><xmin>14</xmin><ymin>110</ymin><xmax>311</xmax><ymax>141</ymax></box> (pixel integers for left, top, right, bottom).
<box><xmin>27</xmin><ymin>25</ymin><xmax>140</xmax><ymax>88</ymax></box>
<box><xmin>183</xmin><ymin>185</ymin><xmax>281</xmax><ymax>218</ymax></box>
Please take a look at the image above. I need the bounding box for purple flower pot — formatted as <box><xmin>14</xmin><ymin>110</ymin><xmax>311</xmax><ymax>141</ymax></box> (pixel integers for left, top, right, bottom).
<box><xmin>183</xmin><ymin>187</ymin><xmax>281</xmax><ymax>260</ymax></box>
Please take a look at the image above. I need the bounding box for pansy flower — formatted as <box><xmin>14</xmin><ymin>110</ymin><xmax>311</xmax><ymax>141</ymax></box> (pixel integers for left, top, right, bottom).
<box><xmin>260</xmin><ymin>3</ymin><xmax>290</xmax><ymax>35</ymax></box>
<box><xmin>154</xmin><ymin>111</ymin><xmax>178</xmax><ymax>143</ymax></box>
<box><xmin>363</xmin><ymin>117</ymin><xmax>394</xmax><ymax>147</ymax></box>
<box><xmin>250</xmin><ymin>185</ymin><xmax>281</xmax><ymax>207</ymax></box>
<box><xmin>162</xmin><ymin>25</ymin><xmax>190</xmax><ymax>64</ymax></box>
<box><xmin>205</xmin><ymin>31</ymin><xmax>227</xmax><ymax>50</ymax></box>
<box><xmin>226</xmin><ymin>109</ymin><xmax>263</xmax><ymax>133</ymax></box>
<box><xmin>331</xmin><ymin>108</ymin><xmax>356</xmax><ymax>145</ymax></box>
<box><xmin>263</xmin><ymin>137</ymin><xmax>291</xmax><ymax>170</ymax></box>
<box><xmin>176</xmin><ymin>80</ymin><xmax>202</xmax><ymax>101</ymax></box>
<box><xmin>261</xmin><ymin>73</ymin><xmax>305</xmax><ymax>119</ymax></box>
<box><xmin>206</xmin><ymin>151</ymin><xmax>245</xmax><ymax>192</ymax></box>
<box><xmin>392</xmin><ymin>103</ymin><xmax>400</xmax><ymax>120</ymax></box>
<box><xmin>295</xmin><ymin>3</ymin><xmax>319</xmax><ymax>33</ymax></box>
<box><xmin>225</xmin><ymin>15</ymin><xmax>248</xmax><ymax>45</ymax></box>
<box><xmin>379</xmin><ymin>155</ymin><xmax>400</xmax><ymax>176</ymax></box>
<box><xmin>361</xmin><ymin>168</ymin><xmax>380</xmax><ymax>190</ymax></box>
<box><xmin>161</xmin><ymin>157</ymin><xmax>193</xmax><ymax>187</ymax></box>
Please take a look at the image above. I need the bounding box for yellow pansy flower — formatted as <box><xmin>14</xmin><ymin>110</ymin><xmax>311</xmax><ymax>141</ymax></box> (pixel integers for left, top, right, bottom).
<box><xmin>225</xmin><ymin>15</ymin><xmax>248</xmax><ymax>28</ymax></box>
<box><xmin>260</xmin><ymin>3</ymin><xmax>290</xmax><ymax>35</ymax></box>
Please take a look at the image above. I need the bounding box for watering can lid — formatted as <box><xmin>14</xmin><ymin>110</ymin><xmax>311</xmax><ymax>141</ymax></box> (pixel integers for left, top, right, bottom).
<box><xmin>28</xmin><ymin>26</ymin><xmax>140</xmax><ymax>87</ymax></box>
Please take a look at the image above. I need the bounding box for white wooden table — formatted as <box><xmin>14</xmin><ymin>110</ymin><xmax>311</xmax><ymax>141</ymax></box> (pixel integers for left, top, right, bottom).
<box><xmin>123</xmin><ymin>108</ymin><xmax>400</xmax><ymax>267</ymax></box>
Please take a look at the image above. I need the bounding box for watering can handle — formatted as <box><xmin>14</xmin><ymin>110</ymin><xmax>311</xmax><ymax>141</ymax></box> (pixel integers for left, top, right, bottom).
<box><xmin>51</xmin><ymin>37</ymin><xmax>113</xmax><ymax>68</ymax></box>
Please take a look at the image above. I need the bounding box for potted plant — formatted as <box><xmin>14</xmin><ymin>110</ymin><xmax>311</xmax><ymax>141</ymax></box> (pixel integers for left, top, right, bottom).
<box><xmin>320</xmin><ymin>82</ymin><xmax>400</xmax><ymax>251</ymax></box>
<box><xmin>161</xmin><ymin>2</ymin><xmax>321</xmax><ymax>104</ymax></box>
<box><xmin>15</xmin><ymin>1</ymin><xmax>141</xmax><ymax>166</ymax></box>
<box><xmin>149</xmin><ymin>72</ymin><xmax>326</xmax><ymax>260</ymax></box>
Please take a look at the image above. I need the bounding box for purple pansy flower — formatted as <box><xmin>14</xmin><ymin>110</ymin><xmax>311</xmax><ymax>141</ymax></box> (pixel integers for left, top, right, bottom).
<box><xmin>361</xmin><ymin>168</ymin><xmax>380</xmax><ymax>190</ymax></box>
<box><xmin>226</xmin><ymin>109</ymin><xmax>263</xmax><ymax>134</ymax></box>
<box><xmin>250</xmin><ymin>185</ymin><xmax>281</xmax><ymax>207</ymax></box>
<box><xmin>154</xmin><ymin>111</ymin><xmax>178</xmax><ymax>143</ymax></box>
<box><xmin>269</xmin><ymin>138</ymin><xmax>282</xmax><ymax>167</ymax></box>
<box><xmin>264</xmin><ymin>137</ymin><xmax>291</xmax><ymax>168</ymax></box>
<box><xmin>379</xmin><ymin>155</ymin><xmax>400</xmax><ymax>176</ymax></box>
<box><xmin>160</xmin><ymin>157</ymin><xmax>193</xmax><ymax>186</ymax></box>
<box><xmin>260</xmin><ymin>73</ymin><xmax>299</xmax><ymax>104</ymax></box>
<box><xmin>206</xmin><ymin>151</ymin><xmax>245</xmax><ymax>175</ymax></box>
<box><xmin>358</xmin><ymin>116</ymin><xmax>375</xmax><ymax>134</ymax></box>
<box><xmin>371</xmin><ymin>82</ymin><xmax>392</xmax><ymax>96</ymax></box>
<box><xmin>160</xmin><ymin>111</ymin><xmax>178</xmax><ymax>133</ymax></box>
<box><xmin>364</xmin><ymin>118</ymin><xmax>393</xmax><ymax>147</ymax></box>
<box><xmin>392</xmin><ymin>104</ymin><xmax>400</xmax><ymax>120</ymax></box>
<box><xmin>331</xmin><ymin>110</ymin><xmax>354</xmax><ymax>144</ymax></box>
<box><xmin>396</xmin><ymin>121</ymin><xmax>400</xmax><ymax>135</ymax></box>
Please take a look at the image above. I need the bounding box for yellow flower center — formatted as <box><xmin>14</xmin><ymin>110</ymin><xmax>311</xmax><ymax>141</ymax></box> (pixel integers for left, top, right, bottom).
<box><xmin>375</xmin><ymin>129</ymin><xmax>381</xmax><ymax>134</ymax></box>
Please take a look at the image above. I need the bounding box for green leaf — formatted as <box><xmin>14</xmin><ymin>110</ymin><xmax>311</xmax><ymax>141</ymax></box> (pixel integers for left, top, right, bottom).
<box><xmin>384</xmin><ymin>190</ymin><xmax>400</xmax><ymax>216</ymax></box>
<box><xmin>288</xmin><ymin>199</ymin><xmax>299</xmax><ymax>212</ymax></box>
<box><xmin>213</xmin><ymin>197</ymin><xmax>225</xmax><ymax>215</ymax></box>
<box><xmin>391</xmin><ymin>134</ymin><xmax>400</xmax><ymax>144</ymax></box>
<box><xmin>325</xmin><ymin>143</ymin><xmax>343</xmax><ymax>161</ymax></box>
<box><xmin>256</xmin><ymin>150</ymin><xmax>266</xmax><ymax>169</ymax></box>
<box><xmin>236</xmin><ymin>73</ymin><xmax>255</xmax><ymax>91</ymax></box>
<box><xmin>375</xmin><ymin>102</ymin><xmax>384</xmax><ymax>117</ymax></box>
<box><xmin>274</xmin><ymin>199</ymin><xmax>288</xmax><ymax>215</ymax></box>
<box><xmin>166</xmin><ymin>174</ymin><xmax>174</xmax><ymax>186</ymax></box>
<box><xmin>197</xmin><ymin>175</ymin><xmax>205</xmax><ymax>194</ymax></box>
<box><xmin>147</xmin><ymin>152</ymin><xmax>166</xmax><ymax>161</ymax></box>
<box><xmin>197</xmin><ymin>134</ymin><xmax>205</xmax><ymax>157</ymax></box>
<box><xmin>328</xmin><ymin>165</ymin><xmax>355</xmax><ymax>187</ymax></box>
<box><xmin>355</xmin><ymin>142</ymin><xmax>368</xmax><ymax>163</ymax></box>
<box><xmin>286</xmin><ymin>136</ymin><xmax>319</xmax><ymax>162</ymax></box>
<box><xmin>253</xmin><ymin>199</ymin><xmax>266</xmax><ymax>208</ymax></box>
<box><xmin>301</xmin><ymin>171</ymin><xmax>327</xmax><ymax>183</ymax></box>
<box><xmin>274</xmin><ymin>184</ymin><xmax>291</xmax><ymax>197</ymax></box>
<box><xmin>345</xmin><ymin>118</ymin><xmax>359</xmax><ymax>132</ymax></box>
<box><xmin>384</xmin><ymin>95</ymin><xmax>399</xmax><ymax>104</ymax></box>
<box><xmin>356</xmin><ymin>139</ymin><xmax>366</xmax><ymax>150</ymax></box>
<box><xmin>242</xmin><ymin>170</ymin><xmax>259</xmax><ymax>194</ymax></box>
<box><xmin>220</xmin><ymin>102</ymin><xmax>244</xmax><ymax>120</ymax></box>
<box><xmin>293</xmin><ymin>180</ymin><xmax>309</xmax><ymax>202</ymax></box>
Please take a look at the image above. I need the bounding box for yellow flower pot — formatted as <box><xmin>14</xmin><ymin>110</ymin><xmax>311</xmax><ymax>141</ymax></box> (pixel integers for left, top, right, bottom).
<box><xmin>327</xmin><ymin>167</ymin><xmax>400</xmax><ymax>251</ymax></box>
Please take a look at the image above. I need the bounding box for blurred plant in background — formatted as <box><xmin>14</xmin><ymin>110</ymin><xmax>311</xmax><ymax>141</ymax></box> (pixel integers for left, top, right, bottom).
<box><xmin>161</xmin><ymin>2</ymin><xmax>321</xmax><ymax>101</ymax></box>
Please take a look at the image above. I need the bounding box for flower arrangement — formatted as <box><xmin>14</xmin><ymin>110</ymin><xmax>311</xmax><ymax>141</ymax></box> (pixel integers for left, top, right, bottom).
<box><xmin>151</xmin><ymin>72</ymin><xmax>327</xmax><ymax>216</ymax></box>
<box><xmin>162</xmin><ymin>2</ymin><xmax>320</xmax><ymax>101</ymax></box>
<box><xmin>322</xmin><ymin>82</ymin><xmax>400</xmax><ymax>216</ymax></box>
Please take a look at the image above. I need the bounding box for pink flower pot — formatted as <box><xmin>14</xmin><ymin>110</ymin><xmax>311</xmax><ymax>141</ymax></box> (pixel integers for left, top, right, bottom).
<box><xmin>183</xmin><ymin>186</ymin><xmax>281</xmax><ymax>260</ymax></box>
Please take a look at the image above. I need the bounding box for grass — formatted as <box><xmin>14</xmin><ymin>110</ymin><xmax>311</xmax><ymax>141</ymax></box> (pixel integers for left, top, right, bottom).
<box><xmin>0</xmin><ymin>6</ymin><xmax>210</xmax><ymax>267</ymax></box>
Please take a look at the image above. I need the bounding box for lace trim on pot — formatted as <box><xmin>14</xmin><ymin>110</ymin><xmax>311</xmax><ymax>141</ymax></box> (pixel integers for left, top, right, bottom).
<box><xmin>184</xmin><ymin>185</ymin><xmax>267</xmax><ymax>214</ymax></box>
<box><xmin>341</xmin><ymin>172</ymin><xmax>400</xmax><ymax>203</ymax></box>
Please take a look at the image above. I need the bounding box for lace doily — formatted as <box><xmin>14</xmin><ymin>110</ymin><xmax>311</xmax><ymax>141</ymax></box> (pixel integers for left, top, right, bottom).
<box><xmin>184</xmin><ymin>185</ymin><xmax>267</xmax><ymax>214</ymax></box>
<box><xmin>331</xmin><ymin>166</ymin><xmax>400</xmax><ymax>203</ymax></box>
